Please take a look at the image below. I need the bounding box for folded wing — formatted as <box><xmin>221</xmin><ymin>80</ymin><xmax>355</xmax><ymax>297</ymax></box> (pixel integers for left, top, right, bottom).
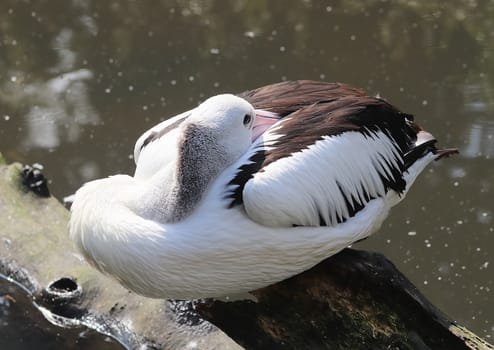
<box><xmin>226</xmin><ymin>81</ymin><xmax>429</xmax><ymax>227</ymax></box>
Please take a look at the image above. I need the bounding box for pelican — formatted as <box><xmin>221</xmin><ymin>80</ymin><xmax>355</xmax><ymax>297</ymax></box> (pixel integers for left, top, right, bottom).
<box><xmin>69</xmin><ymin>80</ymin><xmax>457</xmax><ymax>299</ymax></box>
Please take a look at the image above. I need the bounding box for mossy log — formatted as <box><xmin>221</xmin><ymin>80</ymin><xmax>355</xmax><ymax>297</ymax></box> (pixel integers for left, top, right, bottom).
<box><xmin>0</xmin><ymin>152</ymin><xmax>492</xmax><ymax>350</ymax></box>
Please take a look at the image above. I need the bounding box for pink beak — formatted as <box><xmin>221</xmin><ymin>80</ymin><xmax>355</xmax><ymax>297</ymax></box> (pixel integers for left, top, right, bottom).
<box><xmin>252</xmin><ymin>109</ymin><xmax>281</xmax><ymax>141</ymax></box>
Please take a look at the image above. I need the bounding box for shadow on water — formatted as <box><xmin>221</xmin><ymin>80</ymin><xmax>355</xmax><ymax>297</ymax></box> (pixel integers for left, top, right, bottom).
<box><xmin>0</xmin><ymin>0</ymin><xmax>492</xmax><ymax>346</ymax></box>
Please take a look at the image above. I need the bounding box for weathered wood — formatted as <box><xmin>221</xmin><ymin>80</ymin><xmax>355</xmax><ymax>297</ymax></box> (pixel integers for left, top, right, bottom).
<box><xmin>0</xmin><ymin>154</ymin><xmax>241</xmax><ymax>350</ymax></box>
<box><xmin>196</xmin><ymin>249</ymin><xmax>494</xmax><ymax>350</ymax></box>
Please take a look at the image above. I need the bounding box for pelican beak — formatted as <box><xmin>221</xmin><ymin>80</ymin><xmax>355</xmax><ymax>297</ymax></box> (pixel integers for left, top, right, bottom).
<box><xmin>252</xmin><ymin>109</ymin><xmax>281</xmax><ymax>141</ymax></box>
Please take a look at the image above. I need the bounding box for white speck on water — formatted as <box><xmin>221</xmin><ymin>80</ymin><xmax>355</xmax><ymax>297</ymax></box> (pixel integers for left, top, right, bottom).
<box><xmin>453</xmin><ymin>181</ymin><xmax>459</xmax><ymax>187</ymax></box>
<box><xmin>188</xmin><ymin>75</ymin><xmax>195</xmax><ymax>82</ymax></box>
<box><xmin>424</xmin><ymin>280</ymin><xmax>428</xmax><ymax>285</ymax></box>
<box><xmin>244</xmin><ymin>31</ymin><xmax>255</xmax><ymax>38</ymax></box>
<box><xmin>326</xmin><ymin>6</ymin><xmax>332</xmax><ymax>12</ymax></box>
<box><xmin>350</xmin><ymin>35</ymin><xmax>356</xmax><ymax>41</ymax></box>
<box><xmin>142</xmin><ymin>105</ymin><xmax>148</xmax><ymax>111</ymax></box>
<box><xmin>210</xmin><ymin>48</ymin><xmax>220</xmax><ymax>54</ymax></box>
<box><xmin>408</xmin><ymin>231</ymin><xmax>417</xmax><ymax>236</ymax></box>
<box><xmin>438</xmin><ymin>263</ymin><xmax>450</xmax><ymax>274</ymax></box>
<box><xmin>480</xmin><ymin>262</ymin><xmax>489</xmax><ymax>270</ymax></box>
<box><xmin>10</xmin><ymin>76</ymin><xmax>17</xmax><ymax>82</ymax></box>
<box><xmin>422</xmin><ymin>99</ymin><xmax>428</xmax><ymax>106</ymax></box>
<box><xmin>3</xmin><ymin>115</ymin><xmax>10</xmax><ymax>121</ymax></box>
<box><xmin>456</xmin><ymin>220</ymin><xmax>463</xmax><ymax>225</ymax></box>
<box><xmin>128</xmin><ymin>85</ymin><xmax>134</xmax><ymax>91</ymax></box>
<box><xmin>280</xmin><ymin>46</ymin><xmax>286</xmax><ymax>52</ymax></box>
<box><xmin>170</xmin><ymin>80</ymin><xmax>177</xmax><ymax>86</ymax></box>
<box><xmin>450</xmin><ymin>167</ymin><xmax>467</xmax><ymax>178</ymax></box>
<box><xmin>105</xmin><ymin>88</ymin><xmax>111</xmax><ymax>93</ymax></box>
<box><xmin>477</xmin><ymin>211</ymin><xmax>491</xmax><ymax>224</ymax></box>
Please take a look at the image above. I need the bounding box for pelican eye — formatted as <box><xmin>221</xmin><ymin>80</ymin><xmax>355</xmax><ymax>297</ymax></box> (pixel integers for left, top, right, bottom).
<box><xmin>243</xmin><ymin>113</ymin><xmax>252</xmax><ymax>126</ymax></box>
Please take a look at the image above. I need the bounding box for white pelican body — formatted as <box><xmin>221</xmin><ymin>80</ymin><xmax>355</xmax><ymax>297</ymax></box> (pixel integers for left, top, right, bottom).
<box><xmin>70</xmin><ymin>81</ymin><xmax>456</xmax><ymax>299</ymax></box>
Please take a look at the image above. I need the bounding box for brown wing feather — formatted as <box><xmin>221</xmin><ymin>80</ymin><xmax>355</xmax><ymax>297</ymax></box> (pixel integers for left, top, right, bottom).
<box><xmin>239</xmin><ymin>80</ymin><xmax>419</xmax><ymax>167</ymax></box>
<box><xmin>238</xmin><ymin>80</ymin><xmax>367</xmax><ymax>116</ymax></box>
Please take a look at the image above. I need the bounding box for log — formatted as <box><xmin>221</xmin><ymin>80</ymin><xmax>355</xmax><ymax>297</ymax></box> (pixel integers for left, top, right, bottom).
<box><xmin>0</xmin><ymin>152</ymin><xmax>492</xmax><ymax>350</ymax></box>
<box><xmin>196</xmin><ymin>249</ymin><xmax>494</xmax><ymax>350</ymax></box>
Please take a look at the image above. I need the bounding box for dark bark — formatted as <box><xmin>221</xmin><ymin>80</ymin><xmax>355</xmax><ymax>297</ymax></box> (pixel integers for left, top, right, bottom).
<box><xmin>195</xmin><ymin>246</ymin><xmax>493</xmax><ymax>350</ymax></box>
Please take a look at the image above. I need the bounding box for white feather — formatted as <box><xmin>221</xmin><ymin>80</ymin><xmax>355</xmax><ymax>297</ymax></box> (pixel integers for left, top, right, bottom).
<box><xmin>243</xmin><ymin>130</ymin><xmax>403</xmax><ymax>227</ymax></box>
<box><xmin>133</xmin><ymin>110</ymin><xmax>191</xmax><ymax>179</ymax></box>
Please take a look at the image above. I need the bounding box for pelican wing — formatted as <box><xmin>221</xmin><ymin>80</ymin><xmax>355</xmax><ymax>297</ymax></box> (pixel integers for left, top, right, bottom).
<box><xmin>226</xmin><ymin>81</ymin><xmax>432</xmax><ymax>227</ymax></box>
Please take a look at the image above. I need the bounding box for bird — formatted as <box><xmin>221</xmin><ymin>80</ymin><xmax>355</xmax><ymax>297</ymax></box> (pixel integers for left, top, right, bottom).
<box><xmin>69</xmin><ymin>80</ymin><xmax>457</xmax><ymax>299</ymax></box>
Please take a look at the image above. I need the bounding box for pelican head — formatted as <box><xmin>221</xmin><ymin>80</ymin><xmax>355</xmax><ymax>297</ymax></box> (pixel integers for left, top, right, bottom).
<box><xmin>183</xmin><ymin>94</ymin><xmax>256</xmax><ymax>165</ymax></box>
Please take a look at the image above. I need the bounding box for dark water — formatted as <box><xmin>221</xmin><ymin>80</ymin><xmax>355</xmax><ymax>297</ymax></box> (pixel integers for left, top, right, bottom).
<box><xmin>0</xmin><ymin>278</ymin><xmax>122</xmax><ymax>349</ymax></box>
<box><xmin>0</xmin><ymin>0</ymin><xmax>492</xmax><ymax>347</ymax></box>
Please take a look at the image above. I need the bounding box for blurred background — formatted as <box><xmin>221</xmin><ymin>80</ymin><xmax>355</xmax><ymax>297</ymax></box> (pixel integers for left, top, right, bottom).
<box><xmin>0</xmin><ymin>0</ymin><xmax>492</xmax><ymax>348</ymax></box>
